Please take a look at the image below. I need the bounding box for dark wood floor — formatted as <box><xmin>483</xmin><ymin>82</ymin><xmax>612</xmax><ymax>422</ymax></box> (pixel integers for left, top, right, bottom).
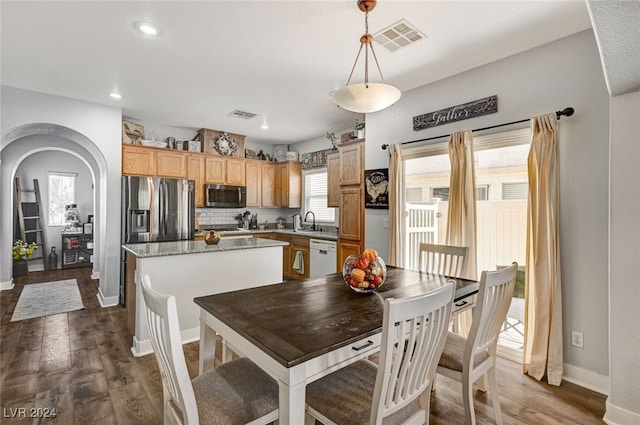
<box><xmin>1</xmin><ymin>269</ymin><xmax>606</xmax><ymax>424</ymax></box>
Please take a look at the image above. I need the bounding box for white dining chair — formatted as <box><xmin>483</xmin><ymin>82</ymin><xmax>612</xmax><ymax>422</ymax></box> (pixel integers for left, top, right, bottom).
<box><xmin>418</xmin><ymin>243</ymin><xmax>469</xmax><ymax>278</ymax></box>
<box><xmin>436</xmin><ymin>263</ymin><xmax>518</xmax><ymax>425</ymax></box>
<box><xmin>304</xmin><ymin>282</ymin><xmax>456</xmax><ymax>425</ymax></box>
<box><xmin>140</xmin><ymin>275</ymin><xmax>279</xmax><ymax>425</ymax></box>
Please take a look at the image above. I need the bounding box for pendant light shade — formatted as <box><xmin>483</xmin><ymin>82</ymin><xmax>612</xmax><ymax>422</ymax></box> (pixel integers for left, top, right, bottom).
<box><xmin>331</xmin><ymin>0</ymin><xmax>401</xmax><ymax>113</ymax></box>
<box><xmin>330</xmin><ymin>83</ymin><xmax>401</xmax><ymax>114</ymax></box>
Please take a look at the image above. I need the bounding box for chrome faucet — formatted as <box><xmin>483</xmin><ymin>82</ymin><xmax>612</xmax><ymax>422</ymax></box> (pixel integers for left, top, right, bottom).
<box><xmin>304</xmin><ymin>211</ymin><xmax>316</xmax><ymax>231</ymax></box>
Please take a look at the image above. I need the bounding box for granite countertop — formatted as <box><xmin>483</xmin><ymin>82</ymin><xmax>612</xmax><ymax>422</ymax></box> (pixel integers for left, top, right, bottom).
<box><xmin>122</xmin><ymin>237</ymin><xmax>289</xmax><ymax>258</ymax></box>
<box><xmin>206</xmin><ymin>228</ymin><xmax>339</xmax><ymax>242</ymax></box>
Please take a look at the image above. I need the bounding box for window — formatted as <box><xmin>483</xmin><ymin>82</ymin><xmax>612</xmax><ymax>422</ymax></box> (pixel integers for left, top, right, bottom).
<box><xmin>303</xmin><ymin>170</ymin><xmax>336</xmax><ymax>223</ymax></box>
<box><xmin>406</xmin><ymin>187</ymin><xmax>423</xmax><ymax>202</ymax></box>
<box><xmin>432</xmin><ymin>185</ymin><xmax>489</xmax><ymax>201</ymax></box>
<box><xmin>48</xmin><ymin>172</ymin><xmax>76</xmax><ymax>226</ymax></box>
<box><xmin>502</xmin><ymin>182</ymin><xmax>528</xmax><ymax>200</ymax></box>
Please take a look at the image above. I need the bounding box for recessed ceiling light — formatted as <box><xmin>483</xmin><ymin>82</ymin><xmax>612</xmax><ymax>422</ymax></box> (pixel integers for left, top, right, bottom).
<box><xmin>109</xmin><ymin>92</ymin><xmax>122</xmax><ymax>99</ymax></box>
<box><xmin>261</xmin><ymin>124</ymin><xmax>269</xmax><ymax>130</ymax></box>
<box><xmin>134</xmin><ymin>21</ymin><xmax>160</xmax><ymax>36</ymax></box>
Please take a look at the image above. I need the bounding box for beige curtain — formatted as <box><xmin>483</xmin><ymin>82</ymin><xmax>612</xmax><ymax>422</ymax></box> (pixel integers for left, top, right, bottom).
<box><xmin>446</xmin><ymin>131</ymin><xmax>477</xmax><ymax>335</ymax></box>
<box><xmin>445</xmin><ymin>131</ymin><xmax>477</xmax><ymax>281</ymax></box>
<box><xmin>388</xmin><ymin>144</ymin><xmax>405</xmax><ymax>267</ymax></box>
<box><xmin>523</xmin><ymin>113</ymin><xmax>563</xmax><ymax>386</ymax></box>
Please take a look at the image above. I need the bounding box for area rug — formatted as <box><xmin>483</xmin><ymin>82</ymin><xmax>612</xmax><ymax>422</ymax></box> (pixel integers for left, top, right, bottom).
<box><xmin>10</xmin><ymin>279</ymin><xmax>85</xmax><ymax>322</ymax></box>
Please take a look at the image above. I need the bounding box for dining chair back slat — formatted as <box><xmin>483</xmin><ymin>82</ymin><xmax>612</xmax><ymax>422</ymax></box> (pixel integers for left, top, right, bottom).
<box><xmin>141</xmin><ymin>275</ymin><xmax>199</xmax><ymax>424</ymax></box>
<box><xmin>418</xmin><ymin>243</ymin><xmax>469</xmax><ymax>277</ymax></box>
<box><xmin>374</xmin><ymin>282</ymin><xmax>456</xmax><ymax>423</ymax></box>
<box><xmin>141</xmin><ymin>275</ymin><xmax>279</xmax><ymax>425</ymax></box>
<box><xmin>437</xmin><ymin>262</ymin><xmax>518</xmax><ymax>425</ymax></box>
<box><xmin>305</xmin><ymin>282</ymin><xmax>455</xmax><ymax>425</ymax></box>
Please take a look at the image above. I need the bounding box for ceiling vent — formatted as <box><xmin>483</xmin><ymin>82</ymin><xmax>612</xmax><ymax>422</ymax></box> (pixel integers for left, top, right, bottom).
<box><xmin>373</xmin><ymin>19</ymin><xmax>426</xmax><ymax>52</ymax></box>
<box><xmin>228</xmin><ymin>109</ymin><xmax>258</xmax><ymax>119</ymax></box>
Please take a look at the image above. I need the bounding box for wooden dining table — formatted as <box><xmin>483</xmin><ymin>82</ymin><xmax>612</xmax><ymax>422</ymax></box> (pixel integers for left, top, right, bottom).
<box><xmin>194</xmin><ymin>266</ymin><xmax>479</xmax><ymax>425</ymax></box>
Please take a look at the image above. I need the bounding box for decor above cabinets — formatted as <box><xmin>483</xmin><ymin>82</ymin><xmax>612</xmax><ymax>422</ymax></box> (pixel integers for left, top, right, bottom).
<box><xmin>197</xmin><ymin>128</ymin><xmax>246</xmax><ymax>158</ymax></box>
<box><xmin>122</xmin><ymin>145</ymin><xmax>301</xmax><ymax>209</ymax></box>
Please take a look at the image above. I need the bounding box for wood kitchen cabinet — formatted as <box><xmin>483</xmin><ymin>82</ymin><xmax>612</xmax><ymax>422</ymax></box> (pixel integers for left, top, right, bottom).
<box><xmin>205</xmin><ymin>157</ymin><xmax>245</xmax><ymax>185</ymax></box>
<box><xmin>261</xmin><ymin>162</ymin><xmax>277</xmax><ymax>207</ymax></box>
<box><xmin>122</xmin><ymin>145</ymin><xmax>156</xmax><ymax>176</ymax></box>
<box><xmin>205</xmin><ymin>156</ymin><xmax>226</xmax><ymax>183</ymax></box>
<box><xmin>226</xmin><ymin>158</ymin><xmax>246</xmax><ymax>185</ymax></box>
<box><xmin>327</xmin><ymin>150</ymin><xmax>340</xmax><ymax>208</ymax></box>
<box><xmin>339</xmin><ymin>186</ymin><xmax>363</xmax><ymax>241</ymax></box>
<box><xmin>337</xmin><ymin>239</ymin><xmax>362</xmax><ymax>271</ymax></box>
<box><xmin>245</xmin><ymin>160</ymin><xmax>261</xmax><ymax>207</ymax></box>
<box><xmin>246</xmin><ymin>160</ymin><xmax>278</xmax><ymax>208</ymax></box>
<box><xmin>156</xmin><ymin>149</ymin><xmax>187</xmax><ymax>178</ymax></box>
<box><xmin>336</xmin><ymin>140</ymin><xmax>365</xmax><ymax>263</ymax></box>
<box><xmin>289</xmin><ymin>243</ymin><xmax>310</xmax><ymax>279</ymax></box>
<box><xmin>276</xmin><ymin>161</ymin><xmax>302</xmax><ymax>208</ymax></box>
<box><xmin>339</xmin><ymin>141</ymin><xmax>364</xmax><ymax>186</ymax></box>
<box><xmin>187</xmin><ymin>154</ymin><xmax>205</xmax><ymax>207</ymax></box>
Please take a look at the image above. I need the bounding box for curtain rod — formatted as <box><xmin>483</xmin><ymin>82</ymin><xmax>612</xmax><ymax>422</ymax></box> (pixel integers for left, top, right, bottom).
<box><xmin>380</xmin><ymin>107</ymin><xmax>575</xmax><ymax>151</ymax></box>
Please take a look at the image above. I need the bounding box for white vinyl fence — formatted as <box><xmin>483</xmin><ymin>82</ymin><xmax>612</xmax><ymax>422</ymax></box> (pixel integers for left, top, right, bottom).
<box><xmin>404</xmin><ymin>200</ymin><xmax>526</xmax><ymax>274</ymax></box>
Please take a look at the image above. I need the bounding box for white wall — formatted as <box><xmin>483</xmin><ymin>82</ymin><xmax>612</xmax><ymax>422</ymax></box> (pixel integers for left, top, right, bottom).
<box><xmin>607</xmin><ymin>89</ymin><xmax>640</xmax><ymax>422</ymax></box>
<box><xmin>365</xmin><ymin>30</ymin><xmax>610</xmax><ymax>382</ymax></box>
<box><xmin>14</xmin><ymin>149</ymin><xmax>94</xmax><ymax>270</ymax></box>
<box><xmin>1</xmin><ymin>86</ymin><xmax>121</xmax><ymax>305</ymax></box>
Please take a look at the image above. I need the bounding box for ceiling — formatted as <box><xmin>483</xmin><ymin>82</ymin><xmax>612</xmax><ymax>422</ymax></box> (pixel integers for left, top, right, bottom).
<box><xmin>1</xmin><ymin>1</ymin><xmax>592</xmax><ymax>145</ymax></box>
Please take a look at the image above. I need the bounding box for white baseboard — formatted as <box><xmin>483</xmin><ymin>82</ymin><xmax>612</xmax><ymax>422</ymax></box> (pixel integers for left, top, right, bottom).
<box><xmin>91</xmin><ymin>270</ymin><xmax>100</xmax><ymax>280</ymax></box>
<box><xmin>563</xmin><ymin>363</ymin><xmax>609</xmax><ymax>395</ymax></box>
<box><xmin>131</xmin><ymin>326</ymin><xmax>200</xmax><ymax>358</ymax></box>
<box><xmin>96</xmin><ymin>287</ymin><xmax>119</xmax><ymax>307</ymax></box>
<box><xmin>1</xmin><ymin>279</ymin><xmax>15</xmax><ymax>291</ymax></box>
<box><xmin>604</xmin><ymin>399</ymin><xmax>640</xmax><ymax>425</ymax></box>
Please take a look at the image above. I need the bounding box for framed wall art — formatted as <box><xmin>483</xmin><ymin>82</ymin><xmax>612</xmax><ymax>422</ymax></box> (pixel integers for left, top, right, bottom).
<box><xmin>364</xmin><ymin>168</ymin><xmax>389</xmax><ymax>209</ymax></box>
<box><xmin>301</xmin><ymin>149</ymin><xmax>332</xmax><ymax>169</ymax></box>
<box><xmin>122</xmin><ymin>120</ymin><xmax>145</xmax><ymax>144</ymax></box>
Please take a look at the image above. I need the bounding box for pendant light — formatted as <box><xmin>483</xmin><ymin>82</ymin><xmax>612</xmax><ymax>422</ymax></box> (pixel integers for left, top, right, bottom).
<box><xmin>330</xmin><ymin>0</ymin><xmax>401</xmax><ymax>114</ymax></box>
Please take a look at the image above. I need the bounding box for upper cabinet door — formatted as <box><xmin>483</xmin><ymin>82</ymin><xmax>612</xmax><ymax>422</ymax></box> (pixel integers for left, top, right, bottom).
<box><xmin>261</xmin><ymin>162</ymin><xmax>277</xmax><ymax>208</ymax></box>
<box><xmin>245</xmin><ymin>161</ymin><xmax>261</xmax><ymax>207</ymax></box>
<box><xmin>187</xmin><ymin>154</ymin><xmax>205</xmax><ymax>207</ymax></box>
<box><xmin>226</xmin><ymin>158</ymin><xmax>246</xmax><ymax>185</ymax></box>
<box><xmin>156</xmin><ymin>150</ymin><xmax>187</xmax><ymax>178</ymax></box>
<box><xmin>327</xmin><ymin>151</ymin><xmax>340</xmax><ymax>207</ymax></box>
<box><xmin>205</xmin><ymin>157</ymin><xmax>226</xmax><ymax>183</ymax></box>
<box><xmin>339</xmin><ymin>142</ymin><xmax>363</xmax><ymax>186</ymax></box>
<box><xmin>122</xmin><ymin>145</ymin><xmax>156</xmax><ymax>176</ymax></box>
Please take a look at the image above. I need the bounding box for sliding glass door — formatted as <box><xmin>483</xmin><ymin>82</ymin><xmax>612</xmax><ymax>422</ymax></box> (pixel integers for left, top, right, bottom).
<box><xmin>401</xmin><ymin>128</ymin><xmax>531</xmax><ymax>357</ymax></box>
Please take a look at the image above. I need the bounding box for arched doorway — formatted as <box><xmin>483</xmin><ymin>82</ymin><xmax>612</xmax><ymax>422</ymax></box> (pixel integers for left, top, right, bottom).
<box><xmin>14</xmin><ymin>149</ymin><xmax>95</xmax><ymax>273</ymax></box>
<box><xmin>1</xmin><ymin>124</ymin><xmax>105</xmax><ymax>294</ymax></box>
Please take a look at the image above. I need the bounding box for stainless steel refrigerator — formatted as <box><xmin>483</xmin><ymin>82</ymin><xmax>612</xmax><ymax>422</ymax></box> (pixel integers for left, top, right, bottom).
<box><xmin>120</xmin><ymin>176</ymin><xmax>195</xmax><ymax>304</ymax></box>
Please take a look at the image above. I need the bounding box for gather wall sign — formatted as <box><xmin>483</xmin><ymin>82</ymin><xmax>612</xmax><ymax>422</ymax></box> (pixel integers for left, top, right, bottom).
<box><xmin>413</xmin><ymin>95</ymin><xmax>498</xmax><ymax>131</ymax></box>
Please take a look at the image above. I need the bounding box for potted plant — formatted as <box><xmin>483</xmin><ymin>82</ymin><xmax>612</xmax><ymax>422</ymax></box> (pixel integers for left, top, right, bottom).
<box><xmin>13</xmin><ymin>239</ymin><xmax>38</xmax><ymax>277</ymax></box>
<box><xmin>354</xmin><ymin>118</ymin><xmax>365</xmax><ymax>139</ymax></box>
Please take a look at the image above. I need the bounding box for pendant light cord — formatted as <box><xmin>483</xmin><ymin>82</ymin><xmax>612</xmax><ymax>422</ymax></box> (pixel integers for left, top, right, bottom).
<box><xmin>344</xmin><ymin>7</ymin><xmax>386</xmax><ymax>88</ymax></box>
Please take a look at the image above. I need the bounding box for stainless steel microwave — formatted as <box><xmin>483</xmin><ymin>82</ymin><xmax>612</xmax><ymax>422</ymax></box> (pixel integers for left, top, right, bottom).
<box><xmin>205</xmin><ymin>184</ymin><xmax>246</xmax><ymax>208</ymax></box>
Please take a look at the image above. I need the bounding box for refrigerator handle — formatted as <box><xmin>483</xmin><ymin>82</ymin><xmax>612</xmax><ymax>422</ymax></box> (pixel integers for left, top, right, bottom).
<box><xmin>163</xmin><ymin>181</ymin><xmax>168</xmax><ymax>235</ymax></box>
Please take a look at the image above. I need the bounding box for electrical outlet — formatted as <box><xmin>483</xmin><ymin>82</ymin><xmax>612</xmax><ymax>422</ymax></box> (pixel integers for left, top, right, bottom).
<box><xmin>571</xmin><ymin>331</ymin><xmax>584</xmax><ymax>348</ymax></box>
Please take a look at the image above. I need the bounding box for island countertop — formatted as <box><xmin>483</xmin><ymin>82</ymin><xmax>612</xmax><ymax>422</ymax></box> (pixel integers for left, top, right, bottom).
<box><xmin>122</xmin><ymin>237</ymin><xmax>289</xmax><ymax>258</ymax></box>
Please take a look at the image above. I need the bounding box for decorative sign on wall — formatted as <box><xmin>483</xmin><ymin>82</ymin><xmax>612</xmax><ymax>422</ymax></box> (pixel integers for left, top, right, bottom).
<box><xmin>413</xmin><ymin>95</ymin><xmax>498</xmax><ymax>131</ymax></box>
<box><xmin>301</xmin><ymin>149</ymin><xmax>333</xmax><ymax>169</ymax></box>
<box><xmin>364</xmin><ymin>168</ymin><xmax>389</xmax><ymax>209</ymax></box>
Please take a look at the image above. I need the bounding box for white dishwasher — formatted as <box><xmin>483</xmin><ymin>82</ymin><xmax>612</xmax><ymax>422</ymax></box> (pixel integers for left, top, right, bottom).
<box><xmin>309</xmin><ymin>239</ymin><xmax>337</xmax><ymax>277</ymax></box>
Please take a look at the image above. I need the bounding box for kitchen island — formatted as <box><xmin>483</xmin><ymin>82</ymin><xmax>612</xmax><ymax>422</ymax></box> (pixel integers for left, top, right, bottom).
<box><xmin>122</xmin><ymin>237</ymin><xmax>288</xmax><ymax>356</ymax></box>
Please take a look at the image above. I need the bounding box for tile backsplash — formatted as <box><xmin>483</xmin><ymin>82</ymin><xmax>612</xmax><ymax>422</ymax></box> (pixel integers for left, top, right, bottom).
<box><xmin>196</xmin><ymin>207</ymin><xmax>299</xmax><ymax>228</ymax></box>
<box><xmin>196</xmin><ymin>207</ymin><xmax>338</xmax><ymax>234</ymax></box>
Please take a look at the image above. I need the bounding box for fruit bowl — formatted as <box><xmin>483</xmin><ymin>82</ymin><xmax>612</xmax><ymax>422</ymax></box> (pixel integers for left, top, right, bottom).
<box><xmin>343</xmin><ymin>249</ymin><xmax>386</xmax><ymax>293</ymax></box>
<box><xmin>203</xmin><ymin>230</ymin><xmax>221</xmax><ymax>245</ymax></box>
